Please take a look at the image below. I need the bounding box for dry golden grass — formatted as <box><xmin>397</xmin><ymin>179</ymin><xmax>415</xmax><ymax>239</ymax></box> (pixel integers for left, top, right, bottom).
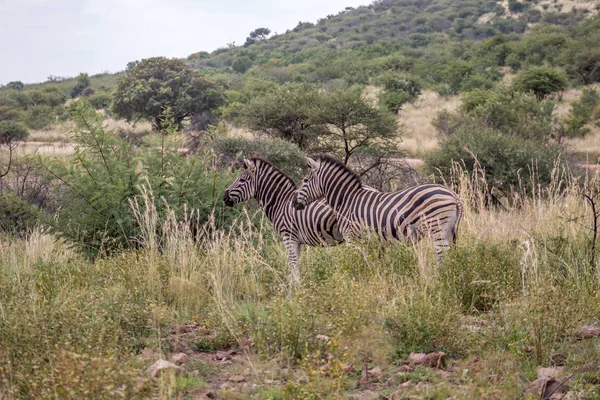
<box><xmin>398</xmin><ymin>90</ymin><xmax>460</xmax><ymax>157</ymax></box>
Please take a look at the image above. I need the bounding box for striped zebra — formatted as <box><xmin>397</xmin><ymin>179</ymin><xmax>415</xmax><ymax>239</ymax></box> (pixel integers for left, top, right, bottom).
<box><xmin>293</xmin><ymin>155</ymin><xmax>463</xmax><ymax>261</ymax></box>
<box><xmin>223</xmin><ymin>158</ymin><xmax>345</xmax><ymax>282</ymax></box>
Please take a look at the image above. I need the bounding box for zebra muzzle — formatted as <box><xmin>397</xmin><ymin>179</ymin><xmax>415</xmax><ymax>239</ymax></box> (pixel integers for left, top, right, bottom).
<box><xmin>223</xmin><ymin>191</ymin><xmax>235</xmax><ymax>207</ymax></box>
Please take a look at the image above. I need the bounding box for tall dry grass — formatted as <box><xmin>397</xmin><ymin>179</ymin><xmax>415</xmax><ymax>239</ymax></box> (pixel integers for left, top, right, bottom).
<box><xmin>1</xmin><ymin>165</ymin><xmax>600</xmax><ymax>398</ymax></box>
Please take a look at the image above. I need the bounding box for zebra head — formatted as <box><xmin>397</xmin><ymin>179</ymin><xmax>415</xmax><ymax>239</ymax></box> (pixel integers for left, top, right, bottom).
<box><xmin>223</xmin><ymin>158</ymin><xmax>258</xmax><ymax>206</ymax></box>
<box><xmin>293</xmin><ymin>157</ymin><xmax>323</xmax><ymax>210</ymax></box>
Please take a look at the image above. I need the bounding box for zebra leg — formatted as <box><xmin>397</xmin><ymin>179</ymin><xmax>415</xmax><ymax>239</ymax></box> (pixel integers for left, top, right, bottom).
<box><xmin>284</xmin><ymin>238</ymin><xmax>302</xmax><ymax>283</ymax></box>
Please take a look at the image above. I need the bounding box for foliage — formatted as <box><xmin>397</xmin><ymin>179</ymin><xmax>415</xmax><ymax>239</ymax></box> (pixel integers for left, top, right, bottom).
<box><xmin>6</xmin><ymin>81</ymin><xmax>24</xmax><ymax>91</ymax></box>
<box><xmin>71</xmin><ymin>73</ymin><xmax>91</xmax><ymax>98</ymax></box>
<box><xmin>87</xmin><ymin>92</ymin><xmax>112</xmax><ymax>110</ymax></box>
<box><xmin>457</xmin><ymin>86</ymin><xmax>555</xmax><ymax>142</ymax></box>
<box><xmin>379</xmin><ymin>72</ymin><xmax>421</xmax><ymax>112</ymax></box>
<box><xmin>562</xmin><ymin>88</ymin><xmax>599</xmax><ymax>139</ymax></box>
<box><xmin>0</xmin><ymin>121</ymin><xmax>28</xmax><ymax>144</ymax></box>
<box><xmin>232</xmin><ymin>55</ymin><xmax>253</xmax><ymax>74</ymax></box>
<box><xmin>313</xmin><ymin>85</ymin><xmax>401</xmax><ymax>165</ymax></box>
<box><xmin>112</xmin><ymin>57</ymin><xmax>224</xmax><ymax>131</ymax></box>
<box><xmin>23</xmin><ymin>104</ymin><xmax>55</xmax><ymax>130</ymax></box>
<box><xmin>425</xmin><ymin>121</ymin><xmax>562</xmax><ymax>198</ymax></box>
<box><xmin>242</xmin><ymin>84</ymin><xmax>322</xmax><ymax>150</ymax></box>
<box><xmin>38</xmin><ymin>103</ymin><xmax>236</xmax><ymax>258</ymax></box>
<box><xmin>244</xmin><ymin>27</ymin><xmax>271</xmax><ymax>47</ymax></box>
<box><xmin>211</xmin><ymin>135</ymin><xmax>306</xmax><ymax>181</ymax></box>
<box><xmin>511</xmin><ymin>66</ymin><xmax>567</xmax><ymax>99</ymax></box>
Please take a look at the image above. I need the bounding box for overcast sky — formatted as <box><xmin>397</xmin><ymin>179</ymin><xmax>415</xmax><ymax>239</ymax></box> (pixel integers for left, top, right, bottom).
<box><xmin>0</xmin><ymin>0</ymin><xmax>368</xmax><ymax>85</ymax></box>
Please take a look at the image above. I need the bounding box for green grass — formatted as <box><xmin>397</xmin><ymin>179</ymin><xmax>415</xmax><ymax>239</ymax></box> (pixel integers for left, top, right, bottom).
<box><xmin>1</xmin><ymin>170</ymin><xmax>600</xmax><ymax>398</ymax></box>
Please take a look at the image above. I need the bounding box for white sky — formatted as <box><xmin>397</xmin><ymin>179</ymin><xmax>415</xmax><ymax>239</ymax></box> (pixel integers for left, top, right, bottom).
<box><xmin>0</xmin><ymin>0</ymin><xmax>368</xmax><ymax>85</ymax></box>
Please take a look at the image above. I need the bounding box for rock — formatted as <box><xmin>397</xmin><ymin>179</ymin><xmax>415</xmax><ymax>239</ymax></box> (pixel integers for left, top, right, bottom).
<box><xmin>229</xmin><ymin>374</ymin><xmax>246</xmax><ymax>383</ymax></box>
<box><xmin>367</xmin><ymin>366</ymin><xmax>383</xmax><ymax>382</ymax></box>
<box><xmin>215</xmin><ymin>349</ymin><xmax>237</xmax><ymax>361</ymax></box>
<box><xmin>146</xmin><ymin>359</ymin><xmax>183</xmax><ymax>378</ymax></box>
<box><xmin>408</xmin><ymin>352</ymin><xmax>446</xmax><ymax>368</ymax></box>
<box><xmin>398</xmin><ymin>364</ymin><xmax>414</xmax><ymax>373</ymax></box>
<box><xmin>171</xmin><ymin>352</ymin><xmax>189</xmax><ymax>366</ymax></box>
<box><xmin>524</xmin><ymin>377</ymin><xmax>568</xmax><ymax>399</ymax></box>
<box><xmin>575</xmin><ymin>325</ymin><xmax>600</xmax><ymax>339</ymax></box>
<box><xmin>537</xmin><ymin>366</ymin><xmax>565</xmax><ymax>379</ymax></box>
<box><xmin>408</xmin><ymin>353</ymin><xmax>427</xmax><ymax>366</ymax></box>
<box><xmin>391</xmin><ymin>382</ymin><xmax>414</xmax><ymax>399</ymax></box>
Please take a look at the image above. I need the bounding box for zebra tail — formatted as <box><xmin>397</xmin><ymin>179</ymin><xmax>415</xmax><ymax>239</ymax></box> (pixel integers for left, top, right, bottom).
<box><xmin>452</xmin><ymin>196</ymin><xmax>464</xmax><ymax>245</ymax></box>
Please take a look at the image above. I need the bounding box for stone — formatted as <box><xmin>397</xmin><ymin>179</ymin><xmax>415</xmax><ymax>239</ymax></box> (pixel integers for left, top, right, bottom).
<box><xmin>575</xmin><ymin>325</ymin><xmax>600</xmax><ymax>339</ymax></box>
<box><xmin>524</xmin><ymin>377</ymin><xmax>568</xmax><ymax>399</ymax></box>
<box><xmin>537</xmin><ymin>366</ymin><xmax>565</xmax><ymax>379</ymax></box>
<box><xmin>367</xmin><ymin>366</ymin><xmax>383</xmax><ymax>382</ymax></box>
<box><xmin>408</xmin><ymin>352</ymin><xmax>446</xmax><ymax>368</ymax></box>
<box><xmin>171</xmin><ymin>352</ymin><xmax>189</xmax><ymax>366</ymax></box>
<box><xmin>146</xmin><ymin>359</ymin><xmax>183</xmax><ymax>378</ymax></box>
<box><xmin>398</xmin><ymin>364</ymin><xmax>414</xmax><ymax>373</ymax></box>
<box><xmin>229</xmin><ymin>374</ymin><xmax>246</xmax><ymax>383</ymax></box>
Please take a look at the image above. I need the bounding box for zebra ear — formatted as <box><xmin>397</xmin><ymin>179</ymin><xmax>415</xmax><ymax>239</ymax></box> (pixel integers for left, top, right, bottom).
<box><xmin>306</xmin><ymin>157</ymin><xmax>319</xmax><ymax>171</ymax></box>
<box><xmin>243</xmin><ymin>158</ymin><xmax>256</xmax><ymax>172</ymax></box>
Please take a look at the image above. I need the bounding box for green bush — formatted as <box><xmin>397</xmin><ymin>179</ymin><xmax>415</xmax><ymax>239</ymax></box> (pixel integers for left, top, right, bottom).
<box><xmin>425</xmin><ymin>121</ymin><xmax>563</xmax><ymax>198</ymax></box>
<box><xmin>39</xmin><ymin>103</ymin><xmax>237</xmax><ymax>258</ymax></box>
<box><xmin>24</xmin><ymin>104</ymin><xmax>55</xmax><ymax>130</ymax></box>
<box><xmin>458</xmin><ymin>86</ymin><xmax>555</xmax><ymax>142</ymax></box>
<box><xmin>512</xmin><ymin>66</ymin><xmax>567</xmax><ymax>99</ymax></box>
<box><xmin>87</xmin><ymin>92</ymin><xmax>112</xmax><ymax>110</ymax></box>
<box><xmin>0</xmin><ymin>120</ymin><xmax>28</xmax><ymax>144</ymax></box>
<box><xmin>211</xmin><ymin>135</ymin><xmax>306</xmax><ymax>180</ymax></box>
<box><xmin>379</xmin><ymin>72</ymin><xmax>421</xmax><ymax>112</ymax></box>
<box><xmin>563</xmin><ymin>88</ymin><xmax>599</xmax><ymax>139</ymax></box>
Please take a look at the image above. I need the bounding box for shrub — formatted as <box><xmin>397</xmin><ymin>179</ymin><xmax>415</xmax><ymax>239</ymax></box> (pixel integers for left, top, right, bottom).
<box><xmin>24</xmin><ymin>104</ymin><xmax>55</xmax><ymax>130</ymax></box>
<box><xmin>38</xmin><ymin>103</ymin><xmax>237</xmax><ymax>257</ymax></box>
<box><xmin>211</xmin><ymin>135</ymin><xmax>306</xmax><ymax>180</ymax></box>
<box><xmin>0</xmin><ymin>120</ymin><xmax>28</xmax><ymax>144</ymax></box>
<box><xmin>425</xmin><ymin>121</ymin><xmax>563</xmax><ymax>199</ymax></box>
<box><xmin>459</xmin><ymin>86</ymin><xmax>555</xmax><ymax>142</ymax></box>
<box><xmin>512</xmin><ymin>66</ymin><xmax>567</xmax><ymax>99</ymax></box>
<box><xmin>562</xmin><ymin>88</ymin><xmax>599</xmax><ymax>139</ymax></box>
<box><xmin>232</xmin><ymin>56</ymin><xmax>254</xmax><ymax>73</ymax></box>
<box><xmin>379</xmin><ymin>72</ymin><xmax>421</xmax><ymax>112</ymax></box>
<box><xmin>87</xmin><ymin>92</ymin><xmax>112</xmax><ymax>109</ymax></box>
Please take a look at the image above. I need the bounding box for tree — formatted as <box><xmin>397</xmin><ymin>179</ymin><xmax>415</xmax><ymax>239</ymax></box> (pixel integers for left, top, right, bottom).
<box><xmin>243</xmin><ymin>84</ymin><xmax>321</xmax><ymax>150</ymax></box>
<box><xmin>112</xmin><ymin>57</ymin><xmax>224</xmax><ymax>131</ymax></box>
<box><xmin>0</xmin><ymin>121</ymin><xmax>28</xmax><ymax>179</ymax></box>
<box><xmin>512</xmin><ymin>66</ymin><xmax>567</xmax><ymax>99</ymax></box>
<box><xmin>314</xmin><ymin>86</ymin><xmax>400</xmax><ymax>166</ymax></box>
<box><xmin>244</xmin><ymin>27</ymin><xmax>271</xmax><ymax>46</ymax></box>
<box><xmin>6</xmin><ymin>81</ymin><xmax>24</xmax><ymax>91</ymax></box>
<box><xmin>232</xmin><ymin>56</ymin><xmax>253</xmax><ymax>73</ymax></box>
<box><xmin>71</xmin><ymin>73</ymin><xmax>91</xmax><ymax>98</ymax></box>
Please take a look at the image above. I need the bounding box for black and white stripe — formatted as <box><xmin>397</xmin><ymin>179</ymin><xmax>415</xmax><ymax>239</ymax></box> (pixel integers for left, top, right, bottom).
<box><xmin>294</xmin><ymin>155</ymin><xmax>463</xmax><ymax>260</ymax></box>
<box><xmin>223</xmin><ymin>158</ymin><xmax>344</xmax><ymax>282</ymax></box>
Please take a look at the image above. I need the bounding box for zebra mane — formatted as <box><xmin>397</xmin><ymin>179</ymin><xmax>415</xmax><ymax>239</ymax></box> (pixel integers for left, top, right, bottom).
<box><xmin>251</xmin><ymin>157</ymin><xmax>296</xmax><ymax>187</ymax></box>
<box><xmin>314</xmin><ymin>155</ymin><xmax>362</xmax><ymax>188</ymax></box>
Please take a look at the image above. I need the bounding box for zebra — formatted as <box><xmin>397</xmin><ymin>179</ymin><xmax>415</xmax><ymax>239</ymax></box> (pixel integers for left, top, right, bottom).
<box><xmin>222</xmin><ymin>157</ymin><xmax>345</xmax><ymax>282</ymax></box>
<box><xmin>293</xmin><ymin>155</ymin><xmax>463</xmax><ymax>261</ymax></box>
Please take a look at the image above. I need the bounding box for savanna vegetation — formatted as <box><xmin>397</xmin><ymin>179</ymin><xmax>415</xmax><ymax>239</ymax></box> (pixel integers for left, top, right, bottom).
<box><xmin>2</xmin><ymin>0</ymin><xmax>600</xmax><ymax>398</ymax></box>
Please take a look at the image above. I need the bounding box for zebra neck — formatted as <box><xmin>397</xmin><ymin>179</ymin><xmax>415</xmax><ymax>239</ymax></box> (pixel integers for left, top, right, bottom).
<box><xmin>325</xmin><ymin>182</ymin><xmax>363</xmax><ymax>212</ymax></box>
<box><xmin>254</xmin><ymin>172</ymin><xmax>296</xmax><ymax>220</ymax></box>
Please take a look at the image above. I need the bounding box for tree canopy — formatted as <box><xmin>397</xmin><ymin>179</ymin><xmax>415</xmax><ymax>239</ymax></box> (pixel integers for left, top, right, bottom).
<box><xmin>112</xmin><ymin>57</ymin><xmax>224</xmax><ymax>131</ymax></box>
